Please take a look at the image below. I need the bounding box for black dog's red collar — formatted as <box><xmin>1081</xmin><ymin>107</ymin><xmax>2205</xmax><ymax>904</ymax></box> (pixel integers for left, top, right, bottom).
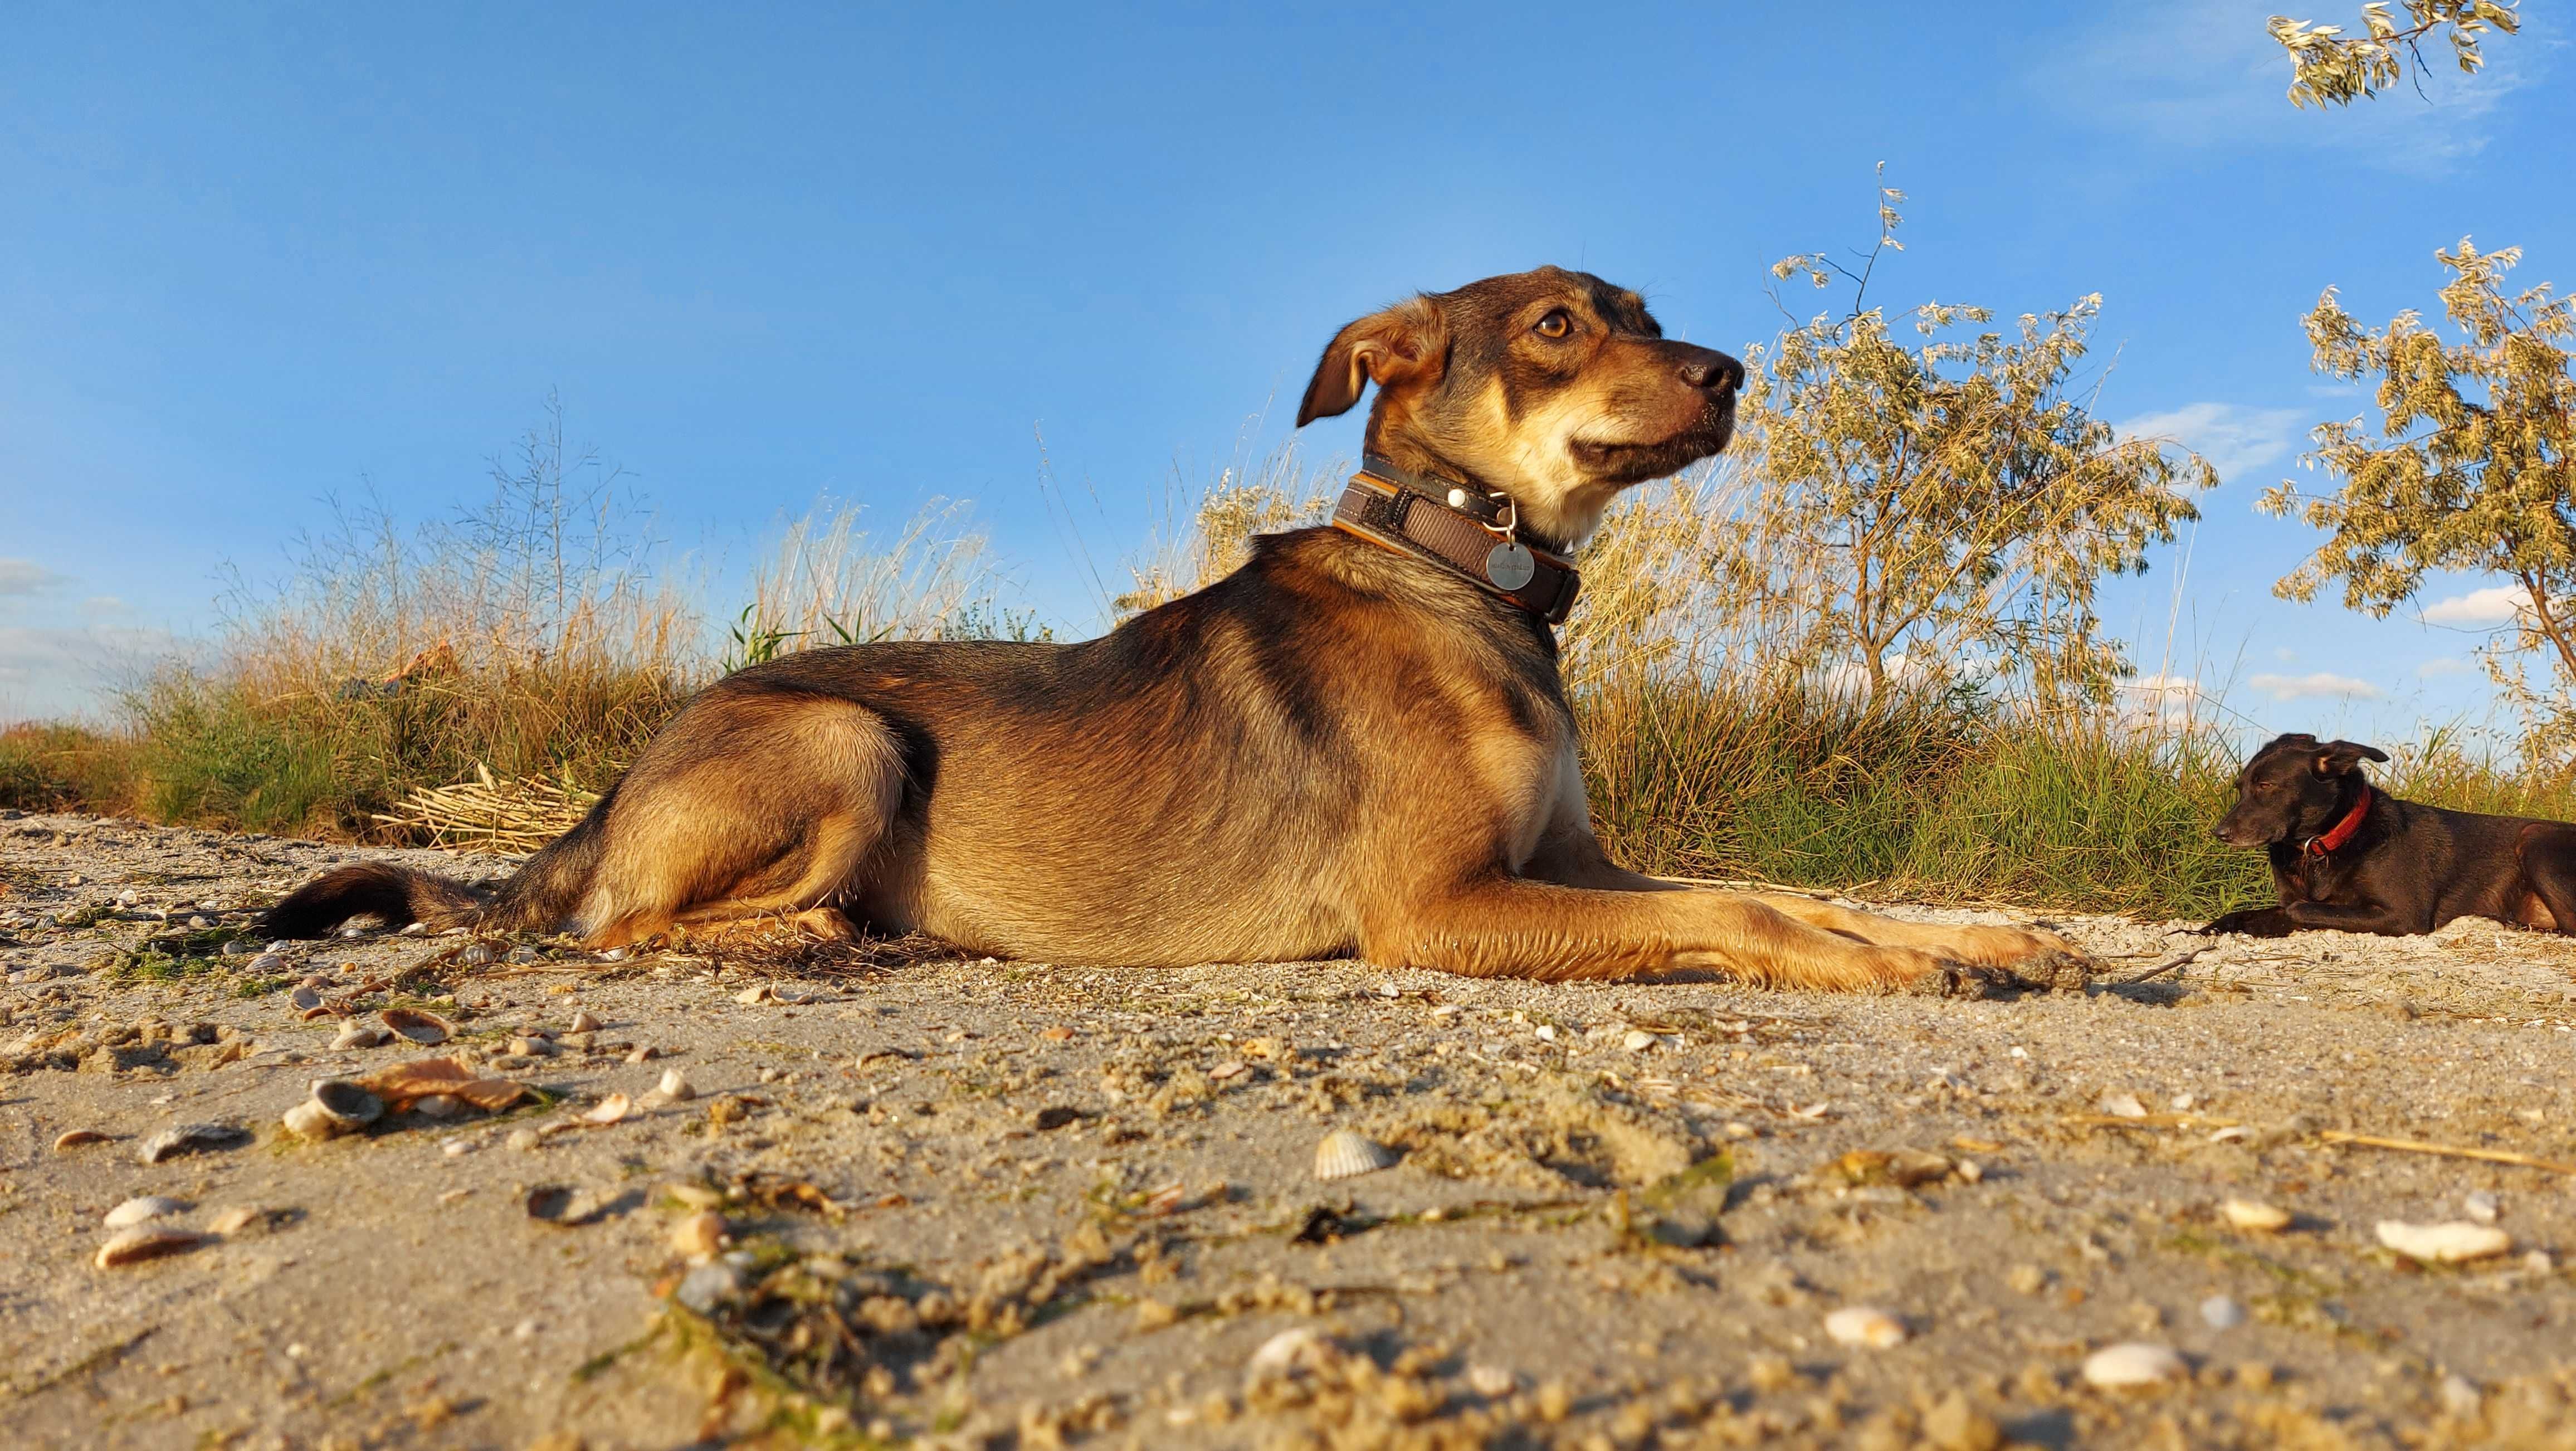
<box><xmin>2304</xmin><ymin>783</ymin><xmax>2372</xmax><ymax>858</ymax></box>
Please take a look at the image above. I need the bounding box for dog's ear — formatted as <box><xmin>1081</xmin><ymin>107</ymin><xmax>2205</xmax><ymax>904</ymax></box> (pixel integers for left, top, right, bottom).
<box><xmin>1295</xmin><ymin>296</ymin><xmax>1448</xmax><ymax>426</ymax></box>
<box><xmin>2312</xmin><ymin>739</ymin><xmax>2390</xmax><ymax>776</ymax></box>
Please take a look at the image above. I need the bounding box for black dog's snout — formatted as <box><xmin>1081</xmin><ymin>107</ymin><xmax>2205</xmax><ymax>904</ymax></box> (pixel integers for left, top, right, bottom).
<box><xmin>1676</xmin><ymin>348</ymin><xmax>1742</xmax><ymax>395</ymax></box>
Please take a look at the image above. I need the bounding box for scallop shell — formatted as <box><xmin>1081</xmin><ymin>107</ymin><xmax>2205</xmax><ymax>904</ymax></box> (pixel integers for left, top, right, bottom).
<box><xmin>379</xmin><ymin>1008</ymin><xmax>452</xmax><ymax>1045</ymax></box>
<box><xmin>103</xmin><ymin>1195</ymin><xmax>188</xmax><ymax>1229</ymax></box>
<box><xmin>2377</xmin><ymin>1219</ymin><xmax>2511</xmax><ymax>1263</ymax></box>
<box><xmin>1311</xmin><ymin>1128</ymin><xmax>1398</xmax><ymax>1181</ymax></box>
<box><xmin>1823</xmin><ymin>1306</ymin><xmax>1906</xmax><ymax>1348</ymax></box>
<box><xmin>584</xmin><ymin>1093</ymin><xmax>632</xmax><ymax>1126</ymax></box>
<box><xmin>95</xmin><ymin>1228</ymin><xmax>204</xmax><ymax>1269</ymax></box>
<box><xmin>2082</xmin><ymin>1342</ymin><xmax>2188</xmax><ymax>1388</ymax></box>
<box><xmin>2221</xmin><ymin>1197</ymin><xmax>2292</xmax><ymax>1232</ymax></box>
<box><xmin>309</xmin><ymin>1078</ymin><xmax>384</xmax><ymax>1128</ymax></box>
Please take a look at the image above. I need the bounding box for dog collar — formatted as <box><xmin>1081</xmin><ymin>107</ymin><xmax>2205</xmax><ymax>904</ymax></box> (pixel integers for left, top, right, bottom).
<box><xmin>1330</xmin><ymin>456</ymin><xmax>1582</xmax><ymax>625</ymax></box>
<box><xmin>2303</xmin><ymin>783</ymin><xmax>2372</xmax><ymax>858</ymax></box>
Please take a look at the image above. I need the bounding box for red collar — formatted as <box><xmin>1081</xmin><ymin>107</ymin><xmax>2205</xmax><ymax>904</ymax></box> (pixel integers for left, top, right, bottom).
<box><xmin>2304</xmin><ymin>783</ymin><xmax>2372</xmax><ymax>858</ymax></box>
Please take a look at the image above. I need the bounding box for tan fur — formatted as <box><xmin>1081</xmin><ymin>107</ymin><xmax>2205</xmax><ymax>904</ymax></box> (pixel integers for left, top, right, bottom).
<box><xmin>264</xmin><ymin>267</ymin><xmax>2089</xmax><ymax>993</ymax></box>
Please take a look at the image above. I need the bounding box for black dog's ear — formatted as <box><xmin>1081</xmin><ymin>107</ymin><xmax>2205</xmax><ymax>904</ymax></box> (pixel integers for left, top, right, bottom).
<box><xmin>2312</xmin><ymin>739</ymin><xmax>2390</xmax><ymax>776</ymax></box>
<box><xmin>1295</xmin><ymin>296</ymin><xmax>1448</xmax><ymax>426</ymax></box>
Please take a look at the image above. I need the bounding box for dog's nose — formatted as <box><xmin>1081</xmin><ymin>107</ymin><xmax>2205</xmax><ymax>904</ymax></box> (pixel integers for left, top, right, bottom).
<box><xmin>1679</xmin><ymin>349</ymin><xmax>1742</xmax><ymax>394</ymax></box>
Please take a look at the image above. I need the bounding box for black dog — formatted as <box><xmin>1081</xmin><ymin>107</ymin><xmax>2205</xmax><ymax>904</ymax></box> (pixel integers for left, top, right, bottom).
<box><xmin>2202</xmin><ymin>733</ymin><xmax>2576</xmax><ymax>937</ymax></box>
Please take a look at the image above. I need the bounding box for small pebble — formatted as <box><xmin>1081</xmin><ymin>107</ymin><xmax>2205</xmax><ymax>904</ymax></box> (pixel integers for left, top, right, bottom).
<box><xmin>506</xmin><ymin>1128</ymin><xmax>542</xmax><ymax>1152</ymax></box>
<box><xmin>2199</xmin><ymin>1294</ymin><xmax>2246</xmax><ymax>1330</ymax></box>
<box><xmin>2463</xmin><ymin>1191</ymin><xmax>2499</xmax><ymax>1224</ymax></box>
<box><xmin>2082</xmin><ymin>1342</ymin><xmax>2187</xmax><ymax>1389</ymax></box>
<box><xmin>2440</xmin><ymin>1373</ymin><xmax>2484</xmax><ymax>1417</ymax></box>
<box><xmin>2222</xmin><ymin>1198</ymin><xmax>2291</xmax><ymax>1232</ymax></box>
<box><xmin>569</xmin><ymin>1010</ymin><xmax>601</xmax><ymax>1033</ymax></box>
<box><xmin>658</xmin><ymin>1069</ymin><xmax>696</xmax><ymax>1101</ymax></box>
<box><xmin>2097</xmin><ymin>1092</ymin><xmax>2148</xmax><ymax>1118</ymax></box>
<box><xmin>1823</xmin><ymin>1306</ymin><xmax>1906</xmax><ymax>1348</ymax></box>
<box><xmin>671</xmin><ymin>1210</ymin><xmax>728</xmax><ymax>1260</ymax></box>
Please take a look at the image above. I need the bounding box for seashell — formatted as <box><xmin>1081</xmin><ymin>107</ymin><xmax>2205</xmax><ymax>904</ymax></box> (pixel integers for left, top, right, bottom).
<box><xmin>208</xmin><ymin>1206</ymin><xmax>263</xmax><ymax>1235</ymax></box>
<box><xmin>595</xmin><ymin>947</ymin><xmax>628</xmax><ymax>962</ymax></box>
<box><xmin>379</xmin><ymin>1008</ymin><xmax>452</xmax><ymax>1045</ymax></box>
<box><xmin>52</xmin><ymin>1129</ymin><xmax>109</xmax><ymax>1151</ymax></box>
<box><xmin>288</xmin><ymin>985</ymin><xmax>321</xmax><ymax>1012</ymax></box>
<box><xmin>412</xmin><ymin>1093</ymin><xmax>465</xmax><ymax>1119</ymax></box>
<box><xmin>2464</xmin><ymin>1191</ymin><xmax>2500</xmax><ymax>1224</ymax></box>
<box><xmin>1823</xmin><ymin>1306</ymin><xmax>1906</xmax><ymax>1348</ymax></box>
<box><xmin>1466</xmin><ymin>1364</ymin><xmax>1518</xmax><ymax>1398</ymax></box>
<box><xmin>1622</xmin><ymin>1029</ymin><xmax>1656</xmax><ymax>1052</ymax></box>
<box><xmin>331</xmin><ymin>1022</ymin><xmax>389</xmax><ymax>1051</ymax></box>
<box><xmin>1534</xmin><ymin>1024</ymin><xmax>1558</xmax><ymax>1043</ymax></box>
<box><xmin>1312</xmin><ymin>1128</ymin><xmax>1398</xmax><ymax>1181</ymax></box>
<box><xmin>248</xmin><ymin>951</ymin><xmax>290</xmax><ymax>975</ymax></box>
<box><xmin>568</xmin><ymin>1010</ymin><xmax>601</xmax><ymax>1033</ymax></box>
<box><xmin>735</xmin><ymin>982</ymin><xmax>776</xmax><ymax>1005</ymax></box>
<box><xmin>2096</xmin><ymin>1092</ymin><xmax>2148</xmax><ymax>1119</ymax></box>
<box><xmin>671</xmin><ymin>1209</ymin><xmax>727</xmax><ymax>1260</ymax></box>
<box><xmin>2199</xmin><ymin>1294</ymin><xmax>2246</xmax><ymax>1330</ymax></box>
<box><xmin>309</xmin><ymin>1078</ymin><xmax>383</xmax><ymax>1128</ymax></box>
<box><xmin>1208</xmin><ymin>1060</ymin><xmax>1247</xmax><ymax>1081</ymax></box>
<box><xmin>281</xmin><ymin>1101</ymin><xmax>340</xmax><ymax>1141</ymax></box>
<box><xmin>456</xmin><ymin>942</ymin><xmax>498</xmax><ymax>967</ymax></box>
<box><xmin>2208</xmin><ymin>1125</ymin><xmax>2248</xmax><ymax>1143</ymax></box>
<box><xmin>625</xmin><ymin>1044</ymin><xmax>659</xmax><ymax>1063</ymax></box>
<box><xmin>138</xmin><ymin>1123</ymin><xmax>250</xmax><ymax>1164</ymax></box>
<box><xmin>103</xmin><ymin>1195</ymin><xmax>188</xmax><ymax>1229</ymax></box>
<box><xmin>2222</xmin><ymin>1198</ymin><xmax>2291</xmax><ymax>1232</ymax></box>
<box><xmin>2377</xmin><ymin>1219</ymin><xmax>2511</xmax><ymax>1263</ymax></box>
<box><xmin>584</xmin><ymin>1093</ymin><xmax>631</xmax><ymax>1126</ymax></box>
<box><xmin>658</xmin><ymin>1068</ymin><xmax>696</xmax><ymax>1101</ymax></box>
<box><xmin>525</xmin><ymin>1184</ymin><xmax>586</xmax><ymax>1224</ymax></box>
<box><xmin>95</xmin><ymin>1228</ymin><xmax>203</xmax><ymax>1269</ymax></box>
<box><xmin>2082</xmin><ymin>1342</ymin><xmax>2188</xmax><ymax>1389</ymax></box>
<box><xmin>1245</xmin><ymin>1327</ymin><xmax>1336</xmax><ymax>1386</ymax></box>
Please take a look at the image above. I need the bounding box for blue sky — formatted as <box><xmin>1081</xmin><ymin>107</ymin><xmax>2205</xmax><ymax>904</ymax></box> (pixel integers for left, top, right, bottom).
<box><xmin>2</xmin><ymin>1</ymin><xmax>2568</xmax><ymax>744</ymax></box>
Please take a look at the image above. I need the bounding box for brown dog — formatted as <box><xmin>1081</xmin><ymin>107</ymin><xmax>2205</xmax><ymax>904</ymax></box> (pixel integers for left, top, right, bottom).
<box><xmin>262</xmin><ymin>267</ymin><xmax>2085</xmax><ymax>991</ymax></box>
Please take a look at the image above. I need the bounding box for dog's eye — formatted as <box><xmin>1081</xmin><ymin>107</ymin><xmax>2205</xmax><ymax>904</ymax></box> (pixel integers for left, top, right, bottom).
<box><xmin>1533</xmin><ymin>309</ymin><xmax>1572</xmax><ymax>339</ymax></box>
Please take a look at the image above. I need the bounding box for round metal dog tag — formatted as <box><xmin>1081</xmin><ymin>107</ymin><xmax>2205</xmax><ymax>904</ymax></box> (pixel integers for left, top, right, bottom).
<box><xmin>1485</xmin><ymin>540</ymin><xmax>1536</xmax><ymax>591</ymax></box>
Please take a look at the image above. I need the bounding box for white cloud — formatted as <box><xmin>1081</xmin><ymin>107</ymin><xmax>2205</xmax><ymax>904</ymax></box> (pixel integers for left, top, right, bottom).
<box><xmin>0</xmin><ymin>559</ymin><xmax>71</xmax><ymax>596</ymax></box>
<box><xmin>2273</xmin><ymin>646</ymin><xmax>2296</xmax><ymax>662</ymax></box>
<box><xmin>0</xmin><ymin>624</ymin><xmax>185</xmax><ymax>723</ymax></box>
<box><xmin>2042</xmin><ymin>0</ymin><xmax>2545</xmax><ymax>176</ymax></box>
<box><xmin>2114</xmin><ymin>402</ymin><xmax>2306</xmax><ymax>485</ymax></box>
<box><xmin>2418</xmin><ymin>656</ymin><xmax>2474</xmax><ymax>677</ymax></box>
<box><xmin>2422</xmin><ymin>584</ymin><xmax>2531</xmax><ymax>625</ymax></box>
<box><xmin>2247</xmin><ymin>669</ymin><xmax>2384</xmax><ymax>701</ymax></box>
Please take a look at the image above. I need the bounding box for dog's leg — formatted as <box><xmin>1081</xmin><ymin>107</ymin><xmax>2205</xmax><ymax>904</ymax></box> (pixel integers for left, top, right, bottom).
<box><xmin>2517</xmin><ymin>822</ymin><xmax>2576</xmax><ymax>935</ymax></box>
<box><xmin>1368</xmin><ymin>877</ymin><xmax>1998</xmax><ymax>992</ymax></box>
<box><xmin>1744</xmin><ymin>894</ymin><xmax>2089</xmax><ymax>985</ymax></box>
<box><xmin>577</xmin><ymin>694</ymin><xmax>903</xmax><ymax>949</ymax></box>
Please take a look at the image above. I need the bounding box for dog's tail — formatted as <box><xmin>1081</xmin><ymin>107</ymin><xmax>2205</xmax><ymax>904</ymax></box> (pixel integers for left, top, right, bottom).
<box><xmin>256</xmin><ymin>795</ymin><xmax>617</xmax><ymax>940</ymax></box>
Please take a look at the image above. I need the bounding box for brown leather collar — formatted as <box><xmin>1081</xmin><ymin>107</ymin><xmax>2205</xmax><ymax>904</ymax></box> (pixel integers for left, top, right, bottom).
<box><xmin>1329</xmin><ymin>457</ymin><xmax>1582</xmax><ymax>624</ymax></box>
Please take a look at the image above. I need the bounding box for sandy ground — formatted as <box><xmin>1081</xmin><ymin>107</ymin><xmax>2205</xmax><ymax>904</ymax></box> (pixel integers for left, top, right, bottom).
<box><xmin>4</xmin><ymin>811</ymin><xmax>2576</xmax><ymax>1451</ymax></box>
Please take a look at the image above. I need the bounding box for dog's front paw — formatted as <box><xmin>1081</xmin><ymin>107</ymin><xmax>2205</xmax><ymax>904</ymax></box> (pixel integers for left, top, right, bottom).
<box><xmin>2008</xmin><ymin>946</ymin><xmax>2096</xmax><ymax>992</ymax></box>
<box><xmin>1901</xmin><ymin>958</ymin><xmax>2008</xmax><ymax>1000</ymax></box>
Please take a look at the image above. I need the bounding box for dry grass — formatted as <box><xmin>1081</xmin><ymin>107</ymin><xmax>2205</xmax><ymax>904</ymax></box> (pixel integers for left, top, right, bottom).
<box><xmin>7</xmin><ymin>420</ymin><xmax>2572</xmax><ymax>922</ymax></box>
